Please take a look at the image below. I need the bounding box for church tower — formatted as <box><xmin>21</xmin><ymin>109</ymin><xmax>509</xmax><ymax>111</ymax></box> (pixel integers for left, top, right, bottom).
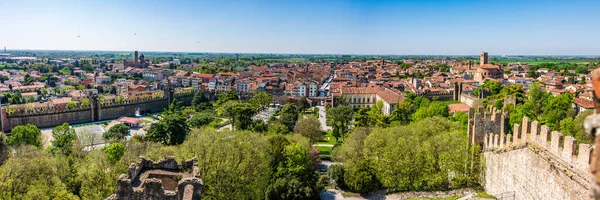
<box><xmin>480</xmin><ymin>52</ymin><xmax>488</xmax><ymax>65</ymax></box>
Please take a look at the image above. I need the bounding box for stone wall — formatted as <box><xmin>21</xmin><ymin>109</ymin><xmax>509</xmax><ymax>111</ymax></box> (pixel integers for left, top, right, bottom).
<box><xmin>3</xmin><ymin>108</ymin><xmax>92</xmax><ymax>132</ymax></box>
<box><xmin>99</xmin><ymin>99</ymin><xmax>169</xmax><ymax>121</ymax></box>
<box><xmin>107</xmin><ymin>156</ymin><xmax>202</xmax><ymax>200</ymax></box>
<box><xmin>481</xmin><ymin>117</ymin><xmax>593</xmax><ymax>200</ymax></box>
<box><xmin>0</xmin><ymin>89</ymin><xmax>196</xmax><ymax>133</ymax></box>
<box><xmin>467</xmin><ymin>106</ymin><xmax>505</xmax><ymax>146</ymax></box>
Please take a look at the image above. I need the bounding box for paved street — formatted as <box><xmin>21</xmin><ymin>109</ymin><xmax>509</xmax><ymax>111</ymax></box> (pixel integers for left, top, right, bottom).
<box><xmin>317</xmin><ymin>106</ymin><xmax>332</xmax><ymax>131</ymax></box>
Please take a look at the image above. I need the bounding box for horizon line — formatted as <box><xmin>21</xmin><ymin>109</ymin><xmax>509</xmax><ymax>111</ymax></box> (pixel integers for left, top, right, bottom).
<box><xmin>3</xmin><ymin>48</ymin><xmax>600</xmax><ymax>57</ymax></box>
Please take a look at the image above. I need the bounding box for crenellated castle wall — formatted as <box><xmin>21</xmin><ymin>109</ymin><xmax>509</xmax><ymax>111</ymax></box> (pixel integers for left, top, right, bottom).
<box><xmin>0</xmin><ymin>89</ymin><xmax>196</xmax><ymax>133</ymax></box>
<box><xmin>476</xmin><ymin>115</ymin><xmax>593</xmax><ymax>200</ymax></box>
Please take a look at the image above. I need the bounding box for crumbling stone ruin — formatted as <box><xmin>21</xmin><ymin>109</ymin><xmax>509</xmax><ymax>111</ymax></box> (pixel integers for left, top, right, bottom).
<box><xmin>106</xmin><ymin>156</ymin><xmax>203</xmax><ymax>200</ymax></box>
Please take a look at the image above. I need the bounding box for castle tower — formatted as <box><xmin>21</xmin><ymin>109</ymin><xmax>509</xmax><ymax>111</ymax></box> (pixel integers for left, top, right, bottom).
<box><xmin>134</xmin><ymin>51</ymin><xmax>139</xmax><ymax>68</ymax></box>
<box><xmin>480</xmin><ymin>52</ymin><xmax>488</xmax><ymax>65</ymax></box>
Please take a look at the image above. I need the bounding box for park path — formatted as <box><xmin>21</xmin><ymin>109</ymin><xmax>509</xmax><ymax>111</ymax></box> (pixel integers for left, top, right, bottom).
<box><xmin>317</xmin><ymin>106</ymin><xmax>332</xmax><ymax>131</ymax></box>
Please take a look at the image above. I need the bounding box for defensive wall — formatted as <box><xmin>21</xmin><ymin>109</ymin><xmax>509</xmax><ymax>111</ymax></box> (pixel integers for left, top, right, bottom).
<box><xmin>0</xmin><ymin>89</ymin><xmax>195</xmax><ymax>133</ymax></box>
<box><xmin>468</xmin><ymin>108</ymin><xmax>593</xmax><ymax>200</ymax></box>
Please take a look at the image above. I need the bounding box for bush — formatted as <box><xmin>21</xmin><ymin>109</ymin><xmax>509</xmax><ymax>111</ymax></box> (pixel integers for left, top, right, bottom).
<box><xmin>328</xmin><ymin>164</ymin><xmax>345</xmax><ymax>187</ymax></box>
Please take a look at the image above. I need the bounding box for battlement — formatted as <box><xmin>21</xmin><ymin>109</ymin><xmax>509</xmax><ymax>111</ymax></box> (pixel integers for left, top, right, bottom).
<box><xmin>106</xmin><ymin>156</ymin><xmax>203</xmax><ymax>200</ymax></box>
<box><xmin>483</xmin><ymin>116</ymin><xmax>592</xmax><ymax>173</ymax></box>
<box><xmin>467</xmin><ymin>106</ymin><xmax>506</xmax><ymax>146</ymax></box>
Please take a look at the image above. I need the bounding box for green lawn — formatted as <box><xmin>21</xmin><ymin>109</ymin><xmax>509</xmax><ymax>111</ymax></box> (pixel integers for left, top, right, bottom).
<box><xmin>316</xmin><ymin>131</ymin><xmax>338</xmax><ymax>145</ymax></box>
<box><xmin>315</xmin><ymin>146</ymin><xmax>332</xmax><ymax>155</ymax></box>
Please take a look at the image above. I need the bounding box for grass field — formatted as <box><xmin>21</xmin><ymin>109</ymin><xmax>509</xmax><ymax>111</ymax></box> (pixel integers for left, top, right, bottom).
<box><xmin>315</xmin><ymin>146</ymin><xmax>332</xmax><ymax>155</ymax></box>
<box><xmin>316</xmin><ymin>131</ymin><xmax>338</xmax><ymax>145</ymax></box>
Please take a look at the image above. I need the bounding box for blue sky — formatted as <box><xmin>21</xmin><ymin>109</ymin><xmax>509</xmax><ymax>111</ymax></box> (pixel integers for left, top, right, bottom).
<box><xmin>1</xmin><ymin>0</ymin><xmax>599</xmax><ymax>55</ymax></box>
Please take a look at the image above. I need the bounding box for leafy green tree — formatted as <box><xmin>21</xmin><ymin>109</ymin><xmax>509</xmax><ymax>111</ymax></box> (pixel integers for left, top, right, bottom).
<box><xmin>336</xmin><ymin>117</ymin><xmax>471</xmax><ymax>192</ymax></box>
<box><xmin>297</xmin><ymin>97</ymin><xmax>310</xmax><ymax>113</ymax></box>
<box><xmin>250</xmin><ymin>119</ymin><xmax>268</xmax><ymax>133</ymax></box>
<box><xmin>0</xmin><ymin>146</ymin><xmax>78</xmax><ymax>200</ymax></box>
<box><xmin>541</xmin><ymin>93</ymin><xmax>575</xmax><ymax>128</ymax></box>
<box><xmin>9</xmin><ymin>124</ymin><xmax>42</xmax><ymax>147</ymax></box>
<box><xmin>412</xmin><ymin>102</ymin><xmax>449</xmax><ymax>122</ymax></box>
<box><xmin>102</xmin><ymin>142</ymin><xmax>125</xmax><ymax>165</ymax></box>
<box><xmin>280</xmin><ymin>103</ymin><xmax>299</xmax><ymax>132</ymax></box>
<box><xmin>50</xmin><ymin>123</ymin><xmax>76</xmax><ymax>155</ymax></box>
<box><xmin>250</xmin><ymin>91</ymin><xmax>272</xmax><ymax>111</ymax></box>
<box><xmin>178</xmin><ymin>129</ymin><xmax>271</xmax><ymax>199</ymax></box>
<box><xmin>269</xmin><ymin>123</ymin><xmax>291</xmax><ymax>135</ymax></box>
<box><xmin>328</xmin><ymin>164</ymin><xmax>345</xmax><ymax>187</ymax></box>
<box><xmin>353</xmin><ymin>107</ymin><xmax>371</xmax><ymax>127</ymax></box>
<box><xmin>192</xmin><ymin>90</ymin><xmax>212</xmax><ymax>111</ymax></box>
<box><xmin>389</xmin><ymin>99</ymin><xmax>414</xmax><ymax>125</ymax></box>
<box><xmin>558</xmin><ymin>110</ymin><xmax>593</xmax><ymax>144</ymax></box>
<box><xmin>218</xmin><ymin>100</ymin><xmax>240</xmax><ymax>129</ymax></box>
<box><xmin>367</xmin><ymin>100</ymin><xmax>385</xmax><ymax>127</ymax></box>
<box><xmin>344</xmin><ymin>159</ymin><xmax>378</xmax><ymax>193</ymax></box>
<box><xmin>327</xmin><ymin>106</ymin><xmax>353</xmax><ymax>142</ymax></box>
<box><xmin>293</xmin><ymin>116</ymin><xmax>322</xmax><ymax>142</ymax></box>
<box><xmin>265</xmin><ymin>143</ymin><xmax>320</xmax><ymax>199</ymax></box>
<box><xmin>103</xmin><ymin>123</ymin><xmax>129</xmax><ymax>141</ymax></box>
<box><xmin>233</xmin><ymin>103</ymin><xmax>257</xmax><ymax>130</ymax></box>
<box><xmin>145</xmin><ymin>101</ymin><xmax>190</xmax><ymax>145</ymax></box>
<box><xmin>216</xmin><ymin>89</ymin><xmax>239</xmax><ymax>107</ymax></box>
<box><xmin>188</xmin><ymin>110</ymin><xmax>217</xmax><ymax>128</ymax></box>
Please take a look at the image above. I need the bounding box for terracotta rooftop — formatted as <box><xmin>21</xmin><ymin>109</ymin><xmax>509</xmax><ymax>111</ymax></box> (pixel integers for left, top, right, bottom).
<box><xmin>574</xmin><ymin>97</ymin><xmax>594</xmax><ymax>109</ymax></box>
<box><xmin>448</xmin><ymin>103</ymin><xmax>470</xmax><ymax>113</ymax></box>
<box><xmin>376</xmin><ymin>89</ymin><xmax>403</xmax><ymax>104</ymax></box>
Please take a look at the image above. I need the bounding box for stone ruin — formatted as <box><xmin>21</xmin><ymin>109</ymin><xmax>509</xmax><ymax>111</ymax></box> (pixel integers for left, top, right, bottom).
<box><xmin>106</xmin><ymin>156</ymin><xmax>203</xmax><ymax>200</ymax></box>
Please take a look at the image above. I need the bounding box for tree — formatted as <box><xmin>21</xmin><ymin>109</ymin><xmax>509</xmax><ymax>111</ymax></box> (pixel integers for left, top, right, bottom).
<box><xmin>233</xmin><ymin>103</ymin><xmax>256</xmax><ymax>130</ymax></box>
<box><xmin>103</xmin><ymin>123</ymin><xmax>129</xmax><ymax>141</ymax></box>
<box><xmin>293</xmin><ymin>116</ymin><xmax>322</xmax><ymax>142</ymax></box>
<box><xmin>250</xmin><ymin>120</ymin><xmax>268</xmax><ymax>133</ymax></box>
<box><xmin>559</xmin><ymin>110</ymin><xmax>593</xmax><ymax>144</ymax></box>
<box><xmin>367</xmin><ymin>100</ymin><xmax>385</xmax><ymax>127</ymax></box>
<box><xmin>66</xmin><ymin>101</ymin><xmax>77</xmax><ymax>109</ymax></box>
<box><xmin>23</xmin><ymin>74</ymin><xmax>34</xmax><ymax>85</ymax></box>
<box><xmin>216</xmin><ymin>89</ymin><xmax>239</xmax><ymax>107</ymax></box>
<box><xmin>297</xmin><ymin>97</ymin><xmax>310</xmax><ymax>113</ymax></box>
<box><xmin>541</xmin><ymin>93</ymin><xmax>575</xmax><ymax>128</ymax></box>
<box><xmin>412</xmin><ymin>102</ymin><xmax>449</xmax><ymax>122</ymax></box>
<box><xmin>353</xmin><ymin>107</ymin><xmax>371</xmax><ymax>127</ymax></box>
<box><xmin>338</xmin><ymin>117</ymin><xmax>470</xmax><ymax>192</ymax></box>
<box><xmin>0</xmin><ymin>146</ymin><xmax>78</xmax><ymax>200</ymax></box>
<box><xmin>265</xmin><ymin>143</ymin><xmax>320</xmax><ymax>199</ymax></box>
<box><xmin>344</xmin><ymin>159</ymin><xmax>378</xmax><ymax>193</ymax></box>
<box><xmin>389</xmin><ymin>99</ymin><xmax>414</xmax><ymax>125</ymax></box>
<box><xmin>280</xmin><ymin>103</ymin><xmax>299</xmax><ymax>132</ymax></box>
<box><xmin>192</xmin><ymin>90</ymin><xmax>212</xmax><ymax>111</ymax></box>
<box><xmin>269</xmin><ymin>123</ymin><xmax>291</xmax><ymax>135</ymax></box>
<box><xmin>327</xmin><ymin>106</ymin><xmax>353</xmax><ymax>142</ymax></box>
<box><xmin>50</xmin><ymin>123</ymin><xmax>76</xmax><ymax>156</ymax></box>
<box><xmin>144</xmin><ymin>101</ymin><xmax>190</xmax><ymax>145</ymax></box>
<box><xmin>102</xmin><ymin>142</ymin><xmax>125</xmax><ymax>165</ymax></box>
<box><xmin>188</xmin><ymin>110</ymin><xmax>217</xmax><ymax>128</ymax></box>
<box><xmin>249</xmin><ymin>91</ymin><xmax>272</xmax><ymax>111</ymax></box>
<box><xmin>9</xmin><ymin>124</ymin><xmax>41</xmax><ymax>147</ymax></box>
<box><xmin>178</xmin><ymin>129</ymin><xmax>271</xmax><ymax>199</ymax></box>
<box><xmin>328</xmin><ymin>164</ymin><xmax>345</xmax><ymax>187</ymax></box>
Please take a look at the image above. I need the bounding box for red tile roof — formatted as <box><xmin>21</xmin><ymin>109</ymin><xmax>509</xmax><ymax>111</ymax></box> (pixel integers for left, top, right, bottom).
<box><xmin>448</xmin><ymin>103</ymin><xmax>470</xmax><ymax>113</ymax></box>
<box><xmin>574</xmin><ymin>98</ymin><xmax>594</xmax><ymax>109</ymax></box>
<box><xmin>118</xmin><ymin>117</ymin><xmax>141</xmax><ymax>124</ymax></box>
